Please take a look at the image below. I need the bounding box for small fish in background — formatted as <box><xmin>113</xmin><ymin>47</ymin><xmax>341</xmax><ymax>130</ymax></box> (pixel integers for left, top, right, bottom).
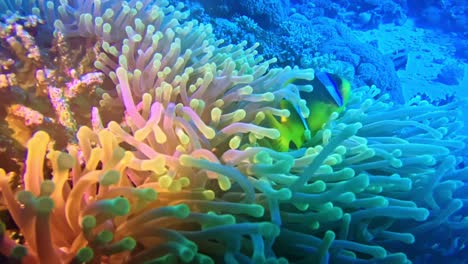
<box><xmin>262</xmin><ymin>71</ymin><xmax>351</xmax><ymax>152</ymax></box>
<box><xmin>387</xmin><ymin>48</ymin><xmax>409</xmax><ymax>71</ymax></box>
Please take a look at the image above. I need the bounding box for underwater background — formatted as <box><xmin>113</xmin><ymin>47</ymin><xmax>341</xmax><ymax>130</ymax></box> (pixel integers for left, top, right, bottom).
<box><xmin>0</xmin><ymin>0</ymin><xmax>467</xmax><ymax>263</ymax></box>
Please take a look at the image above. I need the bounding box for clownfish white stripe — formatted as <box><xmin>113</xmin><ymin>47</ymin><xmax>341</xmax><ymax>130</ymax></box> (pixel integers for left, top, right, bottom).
<box><xmin>315</xmin><ymin>71</ymin><xmax>344</xmax><ymax>107</ymax></box>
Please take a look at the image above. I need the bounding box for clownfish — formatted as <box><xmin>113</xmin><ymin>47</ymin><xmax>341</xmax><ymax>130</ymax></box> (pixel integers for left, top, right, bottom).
<box><xmin>261</xmin><ymin>71</ymin><xmax>351</xmax><ymax>152</ymax></box>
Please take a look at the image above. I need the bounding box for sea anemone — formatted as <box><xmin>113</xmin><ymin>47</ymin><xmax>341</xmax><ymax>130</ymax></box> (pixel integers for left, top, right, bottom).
<box><xmin>0</xmin><ymin>0</ymin><xmax>466</xmax><ymax>263</ymax></box>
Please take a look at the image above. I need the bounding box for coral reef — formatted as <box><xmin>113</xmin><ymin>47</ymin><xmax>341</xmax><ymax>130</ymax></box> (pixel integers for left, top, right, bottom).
<box><xmin>408</xmin><ymin>0</ymin><xmax>467</xmax><ymax>36</ymax></box>
<box><xmin>192</xmin><ymin>0</ymin><xmax>290</xmax><ymax>29</ymax></box>
<box><xmin>0</xmin><ymin>0</ymin><xmax>466</xmax><ymax>263</ymax></box>
<box><xmin>182</xmin><ymin>1</ymin><xmax>404</xmax><ymax>103</ymax></box>
<box><xmin>0</xmin><ymin>11</ymin><xmax>105</xmax><ymax>174</ymax></box>
<box><xmin>185</xmin><ymin>0</ymin><xmax>467</xmax><ymax>104</ymax></box>
<box><xmin>435</xmin><ymin>63</ymin><xmax>465</xmax><ymax>86</ymax></box>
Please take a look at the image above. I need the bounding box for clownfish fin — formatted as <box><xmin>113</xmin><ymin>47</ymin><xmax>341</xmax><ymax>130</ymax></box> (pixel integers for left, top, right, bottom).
<box><xmin>315</xmin><ymin>71</ymin><xmax>344</xmax><ymax>107</ymax></box>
